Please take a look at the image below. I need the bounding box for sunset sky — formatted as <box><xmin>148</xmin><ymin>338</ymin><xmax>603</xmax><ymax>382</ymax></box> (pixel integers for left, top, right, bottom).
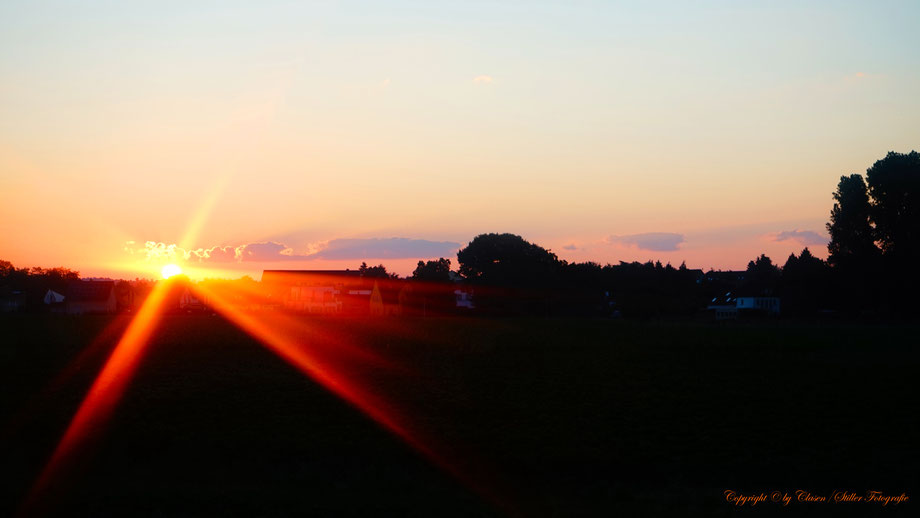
<box><xmin>2</xmin><ymin>1</ymin><xmax>919</xmax><ymax>279</ymax></box>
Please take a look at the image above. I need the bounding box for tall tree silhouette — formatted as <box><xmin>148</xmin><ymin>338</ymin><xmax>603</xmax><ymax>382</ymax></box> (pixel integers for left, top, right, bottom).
<box><xmin>825</xmin><ymin>151</ymin><xmax>920</xmax><ymax>312</ymax></box>
<box><xmin>826</xmin><ymin>174</ymin><xmax>878</xmax><ymax>269</ymax></box>
<box><xmin>866</xmin><ymin>151</ymin><xmax>920</xmax><ymax>266</ymax></box>
<box><xmin>866</xmin><ymin>151</ymin><xmax>920</xmax><ymax>310</ymax></box>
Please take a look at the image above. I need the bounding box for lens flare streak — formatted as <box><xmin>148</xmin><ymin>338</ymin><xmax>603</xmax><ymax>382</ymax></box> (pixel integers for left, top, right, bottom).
<box><xmin>190</xmin><ymin>283</ymin><xmax>510</xmax><ymax>512</ymax></box>
<box><xmin>26</xmin><ymin>278</ymin><xmax>512</xmax><ymax>516</ymax></box>
<box><xmin>26</xmin><ymin>281</ymin><xmax>172</xmax><ymax>503</ymax></box>
<box><xmin>191</xmin><ymin>284</ymin><xmax>419</xmax><ymax>449</ymax></box>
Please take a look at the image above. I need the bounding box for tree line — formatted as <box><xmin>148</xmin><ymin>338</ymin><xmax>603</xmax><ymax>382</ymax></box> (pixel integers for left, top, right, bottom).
<box><xmin>2</xmin><ymin>151</ymin><xmax>917</xmax><ymax>318</ymax></box>
<box><xmin>424</xmin><ymin>150</ymin><xmax>918</xmax><ymax>317</ymax></box>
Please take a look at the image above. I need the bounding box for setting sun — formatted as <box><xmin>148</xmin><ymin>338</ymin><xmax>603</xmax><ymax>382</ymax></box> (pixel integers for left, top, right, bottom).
<box><xmin>161</xmin><ymin>264</ymin><xmax>182</xmax><ymax>279</ymax></box>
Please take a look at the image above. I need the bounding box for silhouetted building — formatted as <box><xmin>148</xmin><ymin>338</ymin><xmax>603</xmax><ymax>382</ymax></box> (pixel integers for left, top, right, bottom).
<box><xmin>0</xmin><ymin>287</ymin><xmax>26</xmax><ymax>312</ymax></box>
<box><xmin>261</xmin><ymin>270</ymin><xmax>360</xmax><ymax>313</ymax></box>
<box><xmin>64</xmin><ymin>280</ymin><xmax>116</xmax><ymax>314</ymax></box>
<box><xmin>261</xmin><ymin>270</ymin><xmax>410</xmax><ymax>316</ymax></box>
<box><xmin>43</xmin><ymin>289</ymin><xmax>65</xmax><ymax>312</ymax></box>
<box><xmin>44</xmin><ymin>289</ymin><xmax>65</xmax><ymax>305</ymax></box>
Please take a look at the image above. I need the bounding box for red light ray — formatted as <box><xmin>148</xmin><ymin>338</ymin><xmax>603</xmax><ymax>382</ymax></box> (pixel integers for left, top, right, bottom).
<box><xmin>191</xmin><ymin>283</ymin><xmax>415</xmax><ymax>440</ymax></box>
<box><xmin>23</xmin><ymin>274</ymin><xmax>518</xmax><ymax>516</ymax></box>
<box><xmin>22</xmin><ymin>280</ymin><xmax>174</xmax><ymax>510</ymax></box>
<box><xmin>22</xmin><ymin>179</ymin><xmax>231</xmax><ymax>514</ymax></box>
<box><xmin>191</xmin><ymin>282</ymin><xmax>517</xmax><ymax>515</ymax></box>
<box><xmin>197</xmin><ymin>279</ymin><xmax>403</xmax><ymax>372</ymax></box>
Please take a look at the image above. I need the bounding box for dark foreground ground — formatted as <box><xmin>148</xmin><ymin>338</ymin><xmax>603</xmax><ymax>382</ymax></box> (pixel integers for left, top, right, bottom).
<box><xmin>1</xmin><ymin>314</ymin><xmax>917</xmax><ymax>517</ymax></box>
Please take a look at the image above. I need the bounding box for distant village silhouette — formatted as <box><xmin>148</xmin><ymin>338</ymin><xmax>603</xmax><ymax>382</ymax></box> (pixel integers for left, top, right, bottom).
<box><xmin>2</xmin><ymin>151</ymin><xmax>918</xmax><ymax>319</ymax></box>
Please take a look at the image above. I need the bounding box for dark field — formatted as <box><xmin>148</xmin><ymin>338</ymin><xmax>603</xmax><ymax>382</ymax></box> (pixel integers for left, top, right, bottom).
<box><xmin>1</xmin><ymin>315</ymin><xmax>917</xmax><ymax>517</ymax></box>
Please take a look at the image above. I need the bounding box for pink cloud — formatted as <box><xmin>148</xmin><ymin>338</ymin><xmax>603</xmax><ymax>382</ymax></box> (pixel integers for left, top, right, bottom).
<box><xmin>766</xmin><ymin>230</ymin><xmax>828</xmax><ymax>246</ymax></box>
<box><xmin>608</xmin><ymin>232</ymin><xmax>685</xmax><ymax>252</ymax></box>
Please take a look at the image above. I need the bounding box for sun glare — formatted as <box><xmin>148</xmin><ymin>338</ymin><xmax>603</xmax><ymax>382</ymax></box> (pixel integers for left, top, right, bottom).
<box><xmin>161</xmin><ymin>264</ymin><xmax>182</xmax><ymax>279</ymax></box>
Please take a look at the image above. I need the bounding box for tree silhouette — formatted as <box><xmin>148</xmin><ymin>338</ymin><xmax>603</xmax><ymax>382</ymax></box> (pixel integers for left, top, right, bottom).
<box><xmin>780</xmin><ymin>248</ymin><xmax>832</xmax><ymax>315</ymax></box>
<box><xmin>0</xmin><ymin>260</ymin><xmax>14</xmax><ymax>278</ymax></box>
<box><xmin>827</xmin><ymin>174</ymin><xmax>878</xmax><ymax>269</ymax></box>
<box><xmin>411</xmin><ymin>258</ymin><xmax>451</xmax><ymax>283</ymax></box>
<box><xmin>405</xmin><ymin>258</ymin><xmax>455</xmax><ymax>315</ymax></box>
<box><xmin>866</xmin><ymin>151</ymin><xmax>920</xmax><ymax>264</ymax></box>
<box><xmin>744</xmin><ymin>254</ymin><xmax>780</xmax><ymax>296</ymax></box>
<box><xmin>358</xmin><ymin>262</ymin><xmax>397</xmax><ymax>279</ymax></box>
<box><xmin>0</xmin><ymin>261</ymin><xmax>80</xmax><ymax>310</ymax></box>
<box><xmin>825</xmin><ymin>151</ymin><xmax>920</xmax><ymax>312</ymax></box>
<box><xmin>457</xmin><ymin>233</ymin><xmax>559</xmax><ymax>286</ymax></box>
<box><xmin>603</xmin><ymin>260</ymin><xmax>701</xmax><ymax>317</ymax></box>
<box><xmin>456</xmin><ymin>234</ymin><xmax>560</xmax><ymax>314</ymax></box>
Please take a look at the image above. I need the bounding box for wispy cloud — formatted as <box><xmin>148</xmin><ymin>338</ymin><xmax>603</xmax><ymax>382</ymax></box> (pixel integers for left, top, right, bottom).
<box><xmin>767</xmin><ymin>230</ymin><xmax>828</xmax><ymax>246</ymax></box>
<box><xmin>127</xmin><ymin>241</ymin><xmax>251</xmax><ymax>263</ymax></box>
<box><xmin>562</xmin><ymin>243</ymin><xmax>578</xmax><ymax>251</ymax></box>
<box><xmin>473</xmin><ymin>75</ymin><xmax>493</xmax><ymax>84</ymax></box>
<box><xmin>238</xmin><ymin>242</ymin><xmax>298</xmax><ymax>261</ymax></box>
<box><xmin>127</xmin><ymin>237</ymin><xmax>460</xmax><ymax>263</ymax></box>
<box><xmin>608</xmin><ymin>232</ymin><xmax>685</xmax><ymax>252</ymax></box>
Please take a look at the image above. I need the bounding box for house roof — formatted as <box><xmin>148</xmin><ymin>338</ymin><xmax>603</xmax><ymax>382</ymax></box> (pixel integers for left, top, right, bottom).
<box><xmin>66</xmin><ymin>280</ymin><xmax>115</xmax><ymax>302</ymax></box>
<box><xmin>708</xmin><ymin>292</ymin><xmax>735</xmax><ymax>306</ymax></box>
<box><xmin>44</xmin><ymin>290</ymin><xmax>65</xmax><ymax>304</ymax></box>
<box><xmin>261</xmin><ymin>270</ymin><xmax>363</xmax><ymax>286</ymax></box>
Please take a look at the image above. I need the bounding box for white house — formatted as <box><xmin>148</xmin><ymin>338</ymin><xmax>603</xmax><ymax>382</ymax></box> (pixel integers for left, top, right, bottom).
<box><xmin>736</xmin><ymin>297</ymin><xmax>780</xmax><ymax>316</ymax></box>
<box><xmin>707</xmin><ymin>293</ymin><xmax>780</xmax><ymax>319</ymax></box>
<box><xmin>44</xmin><ymin>290</ymin><xmax>65</xmax><ymax>304</ymax></box>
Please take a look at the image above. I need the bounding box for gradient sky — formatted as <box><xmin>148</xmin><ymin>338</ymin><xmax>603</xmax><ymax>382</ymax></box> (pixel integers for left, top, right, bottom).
<box><xmin>2</xmin><ymin>1</ymin><xmax>919</xmax><ymax>279</ymax></box>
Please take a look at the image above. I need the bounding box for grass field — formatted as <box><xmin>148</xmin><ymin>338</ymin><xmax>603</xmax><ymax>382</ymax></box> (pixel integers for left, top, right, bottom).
<box><xmin>1</xmin><ymin>314</ymin><xmax>917</xmax><ymax>516</ymax></box>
